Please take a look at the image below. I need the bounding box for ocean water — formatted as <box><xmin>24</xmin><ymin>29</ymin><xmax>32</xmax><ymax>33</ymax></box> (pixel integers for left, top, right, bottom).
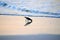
<box><xmin>0</xmin><ymin>0</ymin><xmax>60</xmax><ymax>40</ymax></box>
<box><xmin>0</xmin><ymin>0</ymin><xmax>60</xmax><ymax>18</ymax></box>
<box><xmin>0</xmin><ymin>34</ymin><xmax>60</xmax><ymax>40</ymax></box>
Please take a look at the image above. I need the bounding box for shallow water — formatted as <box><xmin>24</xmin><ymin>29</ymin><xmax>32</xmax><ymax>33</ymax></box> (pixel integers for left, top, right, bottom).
<box><xmin>0</xmin><ymin>34</ymin><xmax>60</xmax><ymax>40</ymax></box>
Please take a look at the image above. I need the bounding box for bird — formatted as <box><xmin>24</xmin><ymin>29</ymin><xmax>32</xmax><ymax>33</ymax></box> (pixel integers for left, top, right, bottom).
<box><xmin>0</xmin><ymin>1</ymin><xmax>60</xmax><ymax>26</ymax></box>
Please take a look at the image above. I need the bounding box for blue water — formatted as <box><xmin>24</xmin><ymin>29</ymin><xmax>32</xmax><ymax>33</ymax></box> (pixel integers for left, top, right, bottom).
<box><xmin>0</xmin><ymin>1</ymin><xmax>60</xmax><ymax>18</ymax></box>
<box><xmin>0</xmin><ymin>13</ymin><xmax>60</xmax><ymax>18</ymax></box>
<box><xmin>0</xmin><ymin>34</ymin><xmax>60</xmax><ymax>40</ymax></box>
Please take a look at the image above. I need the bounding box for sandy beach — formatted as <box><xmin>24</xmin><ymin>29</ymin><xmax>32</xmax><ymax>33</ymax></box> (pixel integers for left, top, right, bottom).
<box><xmin>0</xmin><ymin>16</ymin><xmax>60</xmax><ymax>35</ymax></box>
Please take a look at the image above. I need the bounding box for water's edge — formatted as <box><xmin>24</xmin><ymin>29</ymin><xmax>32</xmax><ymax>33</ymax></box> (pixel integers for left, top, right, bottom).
<box><xmin>0</xmin><ymin>34</ymin><xmax>60</xmax><ymax>40</ymax></box>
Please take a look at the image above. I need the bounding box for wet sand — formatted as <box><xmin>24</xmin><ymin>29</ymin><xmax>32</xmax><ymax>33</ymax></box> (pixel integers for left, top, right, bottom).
<box><xmin>0</xmin><ymin>16</ymin><xmax>60</xmax><ymax>35</ymax></box>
